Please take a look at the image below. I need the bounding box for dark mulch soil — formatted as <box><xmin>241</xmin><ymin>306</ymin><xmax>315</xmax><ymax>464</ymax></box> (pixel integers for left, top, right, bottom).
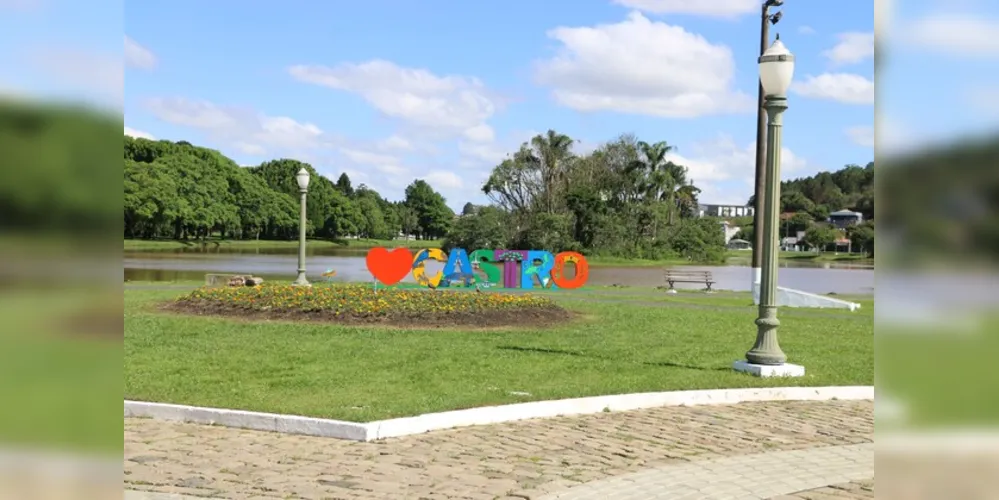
<box><xmin>162</xmin><ymin>300</ymin><xmax>576</xmax><ymax>329</ymax></box>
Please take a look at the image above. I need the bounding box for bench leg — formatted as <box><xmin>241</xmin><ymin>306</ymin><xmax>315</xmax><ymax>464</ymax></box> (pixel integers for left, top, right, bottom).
<box><xmin>666</xmin><ymin>281</ymin><xmax>678</xmax><ymax>294</ymax></box>
<box><xmin>705</xmin><ymin>282</ymin><xmax>714</xmax><ymax>293</ymax></box>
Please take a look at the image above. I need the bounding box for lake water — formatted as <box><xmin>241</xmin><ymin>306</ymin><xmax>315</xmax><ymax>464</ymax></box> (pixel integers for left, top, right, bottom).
<box><xmin>123</xmin><ymin>247</ymin><xmax>874</xmax><ymax>295</ymax></box>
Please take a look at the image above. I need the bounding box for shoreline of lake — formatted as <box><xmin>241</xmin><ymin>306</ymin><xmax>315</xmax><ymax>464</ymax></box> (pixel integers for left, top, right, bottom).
<box><xmin>124</xmin><ymin>239</ymin><xmax>873</xmax><ymax>269</ymax></box>
<box><xmin>123</xmin><ymin>248</ymin><xmax>874</xmax><ymax>295</ymax></box>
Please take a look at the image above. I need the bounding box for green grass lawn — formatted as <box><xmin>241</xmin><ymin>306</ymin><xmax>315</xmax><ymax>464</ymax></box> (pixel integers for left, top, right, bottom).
<box><xmin>124</xmin><ymin>237</ymin><xmax>442</xmax><ymax>251</ymax></box>
<box><xmin>877</xmin><ymin>317</ymin><xmax>999</xmax><ymax>430</ymax></box>
<box><xmin>0</xmin><ymin>290</ymin><xmax>120</xmax><ymax>455</ymax></box>
<box><xmin>125</xmin><ymin>286</ymin><xmax>873</xmax><ymax>422</ymax></box>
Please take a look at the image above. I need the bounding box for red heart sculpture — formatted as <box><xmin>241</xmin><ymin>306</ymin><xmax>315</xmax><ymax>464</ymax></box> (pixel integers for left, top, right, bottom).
<box><xmin>366</xmin><ymin>247</ymin><xmax>414</xmax><ymax>285</ymax></box>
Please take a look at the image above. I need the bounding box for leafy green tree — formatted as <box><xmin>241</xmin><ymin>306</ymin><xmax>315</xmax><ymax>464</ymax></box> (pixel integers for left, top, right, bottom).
<box><xmin>780</xmin><ymin>191</ymin><xmax>816</xmax><ymax>213</ymax></box>
<box><xmin>124</xmin><ymin>159</ymin><xmax>180</xmax><ymax>239</ymax></box>
<box><xmin>848</xmin><ymin>221</ymin><xmax>875</xmax><ymax>256</ymax></box>
<box><xmin>335</xmin><ymin>173</ymin><xmax>354</xmax><ymax>197</ymax></box>
<box><xmin>511</xmin><ymin>212</ymin><xmax>576</xmax><ymax>253</ymax></box>
<box><xmin>354</xmin><ymin>193</ymin><xmax>391</xmax><ymax>239</ymax></box>
<box><xmin>404</xmin><ymin>180</ymin><xmax>453</xmax><ymax>239</ymax></box>
<box><xmin>397</xmin><ymin>204</ymin><xmax>419</xmax><ymax>237</ymax></box>
<box><xmin>803</xmin><ymin>226</ymin><xmax>838</xmax><ymax>253</ymax></box>
<box><xmin>442</xmin><ymin>206</ymin><xmax>512</xmax><ymax>252</ymax></box>
<box><xmin>323</xmin><ymin>189</ymin><xmax>363</xmax><ymax>238</ymax></box>
<box><xmin>784</xmin><ymin>212</ymin><xmax>814</xmax><ymax>237</ymax></box>
<box><xmin>667</xmin><ymin>217</ymin><xmax>727</xmax><ymax>263</ymax></box>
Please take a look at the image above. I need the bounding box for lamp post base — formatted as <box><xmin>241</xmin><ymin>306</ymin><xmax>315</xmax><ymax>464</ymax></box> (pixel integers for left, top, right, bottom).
<box><xmin>732</xmin><ymin>360</ymin><xmax>805</xmax><ymax>378</ymax></box>
<box><xmin>292</xmin><ymin>272</ymin><xmax>311</xmax><ymax>287</ymax></box>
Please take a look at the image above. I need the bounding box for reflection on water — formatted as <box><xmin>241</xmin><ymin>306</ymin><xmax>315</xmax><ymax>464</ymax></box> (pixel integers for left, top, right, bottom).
<box><xmin>124</xmin><ymin>249</ymin><xmax>874</xmax><ymax>295</ymax></box>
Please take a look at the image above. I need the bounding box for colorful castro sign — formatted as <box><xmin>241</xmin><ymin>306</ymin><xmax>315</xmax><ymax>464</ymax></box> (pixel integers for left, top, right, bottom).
<box><xmin>365</xmin><ymin>247</ymin><xmax>589</xmax><ymax>289</ymax></box>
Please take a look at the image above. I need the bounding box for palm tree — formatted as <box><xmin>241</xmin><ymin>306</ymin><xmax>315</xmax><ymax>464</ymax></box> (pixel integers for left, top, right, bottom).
<box><xmin>624</xmin><ymin>141</ymin><xmax>703</xmax><ymax>226</ymax></box>
<box><xmin>627</xmin><ymin>141</ymin><xmax>674</xmax><ymax>200</ymax></box>
<box><xmin>526</xmin><ymin>130</ymin><xmax>575</xmax><ymax>214</ymax></box>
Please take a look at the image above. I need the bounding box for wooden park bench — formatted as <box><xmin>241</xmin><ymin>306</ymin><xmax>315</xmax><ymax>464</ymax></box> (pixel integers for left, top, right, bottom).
<box><xmin>662</xmin><ymin>269</ymin><xmax>715</xmax><ymax>292</ymax></box>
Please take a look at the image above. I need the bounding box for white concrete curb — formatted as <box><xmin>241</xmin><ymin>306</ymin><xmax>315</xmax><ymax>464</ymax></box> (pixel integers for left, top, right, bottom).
<box><xmin>125</xmin><ymin>385</ymin><xmax>873</xmax><ymax>442</ymax></box>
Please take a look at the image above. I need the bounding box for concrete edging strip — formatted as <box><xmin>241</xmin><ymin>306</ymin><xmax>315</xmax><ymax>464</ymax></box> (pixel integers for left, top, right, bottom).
<box><xmin>125</xmin><ymin>385</ymin><xmax>874</xmax><ymax>442</ymax></box>
<box><xmin>124</xmin><ymin>401</ymin><xmax>372</xmax><ymax>440</ymax></box>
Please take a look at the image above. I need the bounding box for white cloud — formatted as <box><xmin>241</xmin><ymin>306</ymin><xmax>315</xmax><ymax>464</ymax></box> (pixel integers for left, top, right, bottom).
<box><xmin>462</xmin><ymin>123</ymin><xmax>495</xmax><ymax>143</ymax></box>
<box><xmin>424</xmin><ymin>170</ymin><xmax>464</xmax><ymax>190</ymax></box>
<box><xmin>144</xmin><ymin>97</ymin><xmax>327</xmax><ymax>155</ymax></box>
<box><xmin>662</xmin><ymin>135</ymin><xmax>815</xmax><ymax>205</ymax></box>
<box><xmin>798</xmin><ymin>25</ymin><xmax>817</xmax><ymax>35</ymax></box>
<box><xmin>611</xmin><ymin>0</ymin><xmax>757</xmax><ymax>18</ymax></box>
<box><xmin>824</xmin><ymin>32</ymin><xmax>875</xmax><ymax>65</ymax></box>
<box><xmin>459</xmin><ymin>141</ymin><xmax>510</xmax><ymax>165</ymax></box>
<box><xmin>124</xmin><ymin>126</ymin><xmax>155</xmax><ymax>140</ymax></box>
<box><xmin>339</xmin><ymin>148</ymin><xmax>399</xmax><ymax>166</ymax></box>
<box><xmin>684</xmin><ymin>135</ymin><xmax>811</xmax><ymax>180</ymax></box>
<box><xmin>124</xmin><ymin>35</ymin><xmax>157</xmax><ymax>70</ymax></box>
<box><xmin>791</xmin><ymin>73</ymin><xmax>875</xmax><ymax>105</ymax></box>
<box><xmin>377</xmin><ymin>134</ymin><xmax>414</xmax><ymax>151</ymax></box>
<box><xmin>457</xmin><ymin>129</ymin><xmax>541</xmax><ymax>167</ymax></box>
<box><xmin>845</xmin><ymin>125</ymin><xmax>874</xmax><ymax>147</ymax></box>
<box><xmin>901</xmin><ymin>14</ymin><xmax>999</xmax><ymax>57</ymax></box>
<box><xmin>533</xmin><ymin>12</ymin><xmax>753</xmax><ymax>118</ymax></box>
<box><xmin>288</xmin><ymin>60</ymin><xmax>499</xmax><ymax>141</ymax></box>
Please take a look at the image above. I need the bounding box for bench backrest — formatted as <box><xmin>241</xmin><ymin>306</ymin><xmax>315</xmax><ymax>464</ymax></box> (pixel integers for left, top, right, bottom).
<box><xmin>663</xmin><ymin>270</ymin><xmax>713</xmax><ymax>278</ymax></box>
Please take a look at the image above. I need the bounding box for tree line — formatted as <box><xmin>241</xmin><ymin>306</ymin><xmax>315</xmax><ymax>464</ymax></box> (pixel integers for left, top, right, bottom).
<box><xmin>124</xmin><ymin>137</ymin><xmax>454</xmax><ymax>241</ymax></box>
<box><xmin>125</xmin><ymin>132</ymin><xmax>875</xmax><ymax>263</ymax></box>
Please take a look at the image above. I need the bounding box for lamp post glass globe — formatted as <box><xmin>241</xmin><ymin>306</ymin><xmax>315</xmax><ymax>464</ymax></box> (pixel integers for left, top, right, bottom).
<box><xmin>296</xmin><ymin>168</ymin><xmax>311</xmax><ymax>191</ymax></box>
<box><xmin>293</xmin><ymin>168</ymin><xmax>311</xmax><ymax>286</ymax></box>
<box><xmin>758</xmin><ymin>38</ymin><xmax>794</xmax><ymax>98</ymax></box>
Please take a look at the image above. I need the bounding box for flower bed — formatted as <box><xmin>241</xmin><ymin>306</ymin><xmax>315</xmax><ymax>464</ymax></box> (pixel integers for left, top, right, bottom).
<box><xmin>168</xmin><ymin>284</ymin><xmax>572</xmax><ymax>327</ymax></box>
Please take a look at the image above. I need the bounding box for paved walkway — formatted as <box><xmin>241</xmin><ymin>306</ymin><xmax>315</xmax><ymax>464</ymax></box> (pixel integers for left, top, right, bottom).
<box><xmin>775</xmin><ymin>479</ymin><xmax>874</xmax><ymax>499</ymax></box>
<box><xmin>539</xmin><ymin>444</ymin><xmax>872</xmax><ymax>499</ymax></box>
<box><xmin>125</xmin><ymin>399</ymin><xmax>873</xmax><ymax>499</ymax></box>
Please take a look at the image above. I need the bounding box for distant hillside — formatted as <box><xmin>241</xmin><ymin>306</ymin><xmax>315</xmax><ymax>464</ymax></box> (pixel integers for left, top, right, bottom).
<box><xmin>748</xmin><ymin>162</ymin><xmax>874</xmax><ymax>221</ymax></box>
<box><xmin>737</xmin><ymin>163</ymin><xmax>875</xmax><ymax>255</ymax></box>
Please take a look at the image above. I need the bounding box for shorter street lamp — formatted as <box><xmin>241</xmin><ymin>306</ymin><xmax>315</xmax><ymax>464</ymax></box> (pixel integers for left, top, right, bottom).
<box><xmin>736</xmin><ymin>35</ymin><xmax>803</xmax><ymax>377</ymax></box>
<box><xmin>292</xmin><ymin>168</ymin><xmax>311</xmax><ymax>287</ymax></box>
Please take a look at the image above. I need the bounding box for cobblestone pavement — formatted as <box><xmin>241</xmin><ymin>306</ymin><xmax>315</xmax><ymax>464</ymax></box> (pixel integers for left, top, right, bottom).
<box><xmin>124</xmin><ymin>399</ymin><xmax>872</xmax><ymax>499</ymax></box>
<box><xmin>539</xmin><ymin>444</ymin><xmax>872</xmax><ymax>499</ymax></box>
<box><xmin>770</xmin><ymin>479</ymin><xmax>874</xmax><ymax>499</ymax></box>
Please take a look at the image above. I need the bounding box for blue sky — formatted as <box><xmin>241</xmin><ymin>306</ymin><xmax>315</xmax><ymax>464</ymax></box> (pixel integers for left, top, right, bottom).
<box><xmin>4</xmin><ymin>1</ymin><xmax>997</xmax><ymax>211</ymax></box>
<box><xmin>117</xmin><ymin>0</ymin><xmax>878</xmax><ymax>210</ymax></box>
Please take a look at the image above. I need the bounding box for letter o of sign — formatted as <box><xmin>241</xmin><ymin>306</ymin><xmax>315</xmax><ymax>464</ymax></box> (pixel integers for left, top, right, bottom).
<box><xmin>550</xmin><ymin>251</ymin><xmax>589</xmax><ymax>289</ymax></box>
<box><xmin>412</xmin><ymin>248</ymin><xmax>448</xmax><ymax>288</ymax></box>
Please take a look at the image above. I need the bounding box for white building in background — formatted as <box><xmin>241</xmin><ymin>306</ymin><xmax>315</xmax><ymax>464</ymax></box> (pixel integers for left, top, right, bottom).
<box><xmin>720</xmin><ymin>220</ymin><xmax>741</xmax><ymax>244</ymax></box>
<box><xmin>697</xmin><ymin>203</ymin><xmax>755</xmax><ymax>218</ymax></box>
